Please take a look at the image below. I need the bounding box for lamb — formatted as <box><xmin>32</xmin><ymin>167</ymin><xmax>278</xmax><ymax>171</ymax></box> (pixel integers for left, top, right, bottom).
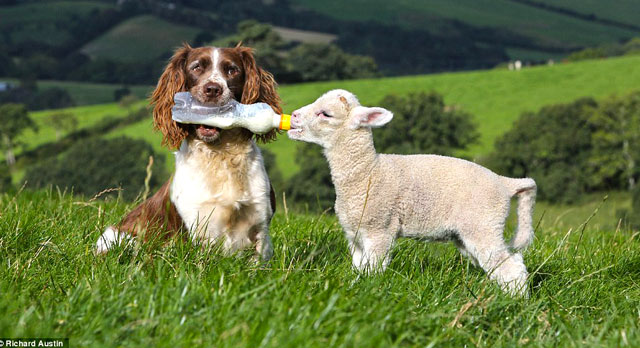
<box><xmin>287</xmin><ymin>89</ymin><xmax>537</xmax><ymax>296</ymax></box>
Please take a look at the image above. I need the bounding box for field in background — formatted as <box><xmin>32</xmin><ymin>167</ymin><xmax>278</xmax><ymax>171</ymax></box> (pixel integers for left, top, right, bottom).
<box><xmin>534</xmin><ymin>0</ymin><xmax>640</xmax><ymax>27</ymax></box>
<box><xmin>0</xmin><ymin>189</ymin><xmax>637</xmax><ymax>347</ymax></box>
<box><xmin>291</xmin><ymin>0</ymin><xmax>640</xmax><ymax>60</ymax></box>
<box><xmin>0</xmin><ymin>1</ymin><xmax>113</xmax><ymax>47</ymax></box>
<box><xmin>4</xmin><ymin>0</ymin><xmax>640</xmax><ymax>69</ymax></box>
<box><xmin>81</xmin><ymin>15</ymin><xmax>200</xmax><ymax>63</ymax></box>
<box><xmin>10</xmin><ymin>54</ymin><xmax>640</xmax><ymax>180</ymax></box>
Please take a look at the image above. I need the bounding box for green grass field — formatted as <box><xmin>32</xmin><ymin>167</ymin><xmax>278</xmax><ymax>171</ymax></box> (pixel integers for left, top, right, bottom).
<box><xmin>81</xmin><ymin>15</ymin><xmax>200</xmax><ymax>63</ymax></box>
<box><xmin>1</xmin><ymin>78</ymin><xmax>153</xmax><ymax>106</ymax></box>
<box><xmin>291</xmin><ymin>0</ymin><xmax>640</xmax><ymax>60</ymax></box>
<box><xmin>0</xmin><ymin>189</ymin><xmax>638</xmax><ymax>347</ymax></box>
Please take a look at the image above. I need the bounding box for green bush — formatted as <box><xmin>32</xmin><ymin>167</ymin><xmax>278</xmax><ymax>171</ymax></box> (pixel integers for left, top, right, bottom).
<box><xmin>374</xmin><ymin>92</ymin><xmax>478</xmax><ymax>155</ymax></box>
<box><xmin>488</xmin><ymin>98</ymin><xmax>598</xmax><ymax>203</ymax></box>
<box><xmin>24</xmin><ymin>137</ymin><xmax>168</xmax><ymax>201</ymax></box>
<box><xmin>0</xmin><ymin>163</ymin><xmax>11</xmax><ymax>193</ymax></box>
<box><xmin>287</xmin><ymin>43</ymin><xmax>379</xmax><ymax>82</ymax></box>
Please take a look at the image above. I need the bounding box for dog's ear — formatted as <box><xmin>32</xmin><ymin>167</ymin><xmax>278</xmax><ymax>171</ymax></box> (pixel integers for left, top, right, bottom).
<box><xmin>151</xmin><ymin>43</ymin><xmax>191</xmax><ymax>149</ymax></box>
<box><xmin>237</xmin><ymin>46</ymin><xmax>282</xmax><ymax>143</ymax></box>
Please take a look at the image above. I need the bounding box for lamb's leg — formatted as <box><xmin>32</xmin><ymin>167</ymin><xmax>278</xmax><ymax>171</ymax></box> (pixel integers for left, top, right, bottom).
<box><xmin>460</xmin><ymin>232</ymin><xmax>529</xmax><ymax>297</ymax></box>
<box><xmin>351</xmin><ymin>231</ymin><xmax>395</xmax><ymax>274</ymax></box>
<box><xmin>346</xmin><ymin>233</ymin><xmax>366</xmax><ymax>271</ymax></box>
<box><xmin>454</xmin><ymin>238</ymin><xmax>479</xmax><ymax>267</ymax></box>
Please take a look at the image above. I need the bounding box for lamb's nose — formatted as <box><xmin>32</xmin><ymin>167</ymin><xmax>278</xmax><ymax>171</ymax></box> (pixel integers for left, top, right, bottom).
<box><xmin>291</xmin><ymin>111</ymin><xmax>300</xmax><ymax>120</ymax></box>
<box><xmin>203</xmin><ymin>82</ymin><xmax>223</xmax><ymax>98</ymax></box>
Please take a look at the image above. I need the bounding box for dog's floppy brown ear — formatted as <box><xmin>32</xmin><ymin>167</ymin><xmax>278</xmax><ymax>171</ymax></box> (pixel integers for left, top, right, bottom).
<box><xmin>151</xmin><ymin>43</ymin><xmax>191</xmax><ymax>149</ymax></box>
<box><xmin>237</xmin><ymin>46</ymin><xmax>282</xmax><ymax>143</ymax></box>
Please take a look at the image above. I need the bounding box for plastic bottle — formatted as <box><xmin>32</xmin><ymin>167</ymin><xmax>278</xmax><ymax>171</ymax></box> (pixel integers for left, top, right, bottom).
<box><xmin>171</xmin><ymin>92</ymin><xmax>291</xmax><ymax>134</ymax></box>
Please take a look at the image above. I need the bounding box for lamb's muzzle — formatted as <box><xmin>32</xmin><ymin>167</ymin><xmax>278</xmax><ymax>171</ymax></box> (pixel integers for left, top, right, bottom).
<box><xmin>288</xmin><ymin>89</ymin><xmax>537</xmax><ymax>297</ymax></box>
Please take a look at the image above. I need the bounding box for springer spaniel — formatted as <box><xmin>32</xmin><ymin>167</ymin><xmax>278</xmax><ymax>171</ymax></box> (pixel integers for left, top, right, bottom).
<box><xmin>96</xmin><ymin>44</ymin><xmax>281</xmax><ymax>260</ymax></box>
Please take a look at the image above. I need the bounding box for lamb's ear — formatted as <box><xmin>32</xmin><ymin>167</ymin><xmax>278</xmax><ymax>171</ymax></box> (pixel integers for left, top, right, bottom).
<box><xmin>349</xmin><ymin>106</ymin><xmax>393</xmax><ymax>129</ymax></box>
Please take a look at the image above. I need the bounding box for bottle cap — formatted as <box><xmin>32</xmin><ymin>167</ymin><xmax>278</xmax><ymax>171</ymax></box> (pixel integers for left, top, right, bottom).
<box><xmin>280</xmin><ymin>114</ymin><xmax>291</xmax><ymax>130</ymax></box>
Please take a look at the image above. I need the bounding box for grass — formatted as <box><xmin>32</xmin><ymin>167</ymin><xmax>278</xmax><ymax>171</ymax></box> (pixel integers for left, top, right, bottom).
<box><xmin>81</xmin><ymin>15</ymin><xmax>200</xmax><ymax>63</ymax></box>
<box><xmin>1</xmin><ymin>78</ymin><xmax>153</xmax><ymax>106</ymax></box>
<box><xmin>38</xmin><ymin>80</ymin><xmax>152</xmax><ymax>106</ymax></box>
<box><xmin>21</xmin><ymin>101</ymin><xmax>148</xmax><ymax>155</ymax></box>
<box><xmin>0</xmin><ymin>189</ymin><xmax>638</xmax><ymax>347</ymax></box>
<box><xmin>291</xmin><ymin>0</ymin><xmax>640</xmax><ymax>51</ymax></box>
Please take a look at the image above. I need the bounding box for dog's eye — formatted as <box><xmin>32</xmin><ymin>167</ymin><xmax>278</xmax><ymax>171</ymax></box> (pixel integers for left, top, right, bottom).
<box><xmin>317</xmin><ymin>111</ymin><xmax>332</xmax><ymax>118</ymax></box>
<box><xmin>191</xmin><ymin>63</ymin><xmax>201</xmax><ymax>72</ymax></box>
<box><xmin>226</xmin><ymin>66</ymin><xmax>239</xmax><ymax>75</ymax></box>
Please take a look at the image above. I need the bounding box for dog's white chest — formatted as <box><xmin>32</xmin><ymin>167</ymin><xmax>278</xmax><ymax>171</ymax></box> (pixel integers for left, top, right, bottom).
<box><xmin>170</xmin><ymin>141</ymin><xmax>271</xmax><ymax>247</ymax></box>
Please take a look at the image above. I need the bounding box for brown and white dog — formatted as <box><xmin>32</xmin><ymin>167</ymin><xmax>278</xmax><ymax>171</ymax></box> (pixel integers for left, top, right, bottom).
<box><xmin>96</xmin><ymin>44</ymin><xmax>281</xmax><ymax>260</ymax></box>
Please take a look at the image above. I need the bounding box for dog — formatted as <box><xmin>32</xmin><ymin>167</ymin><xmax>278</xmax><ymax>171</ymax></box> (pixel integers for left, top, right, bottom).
<box><xmin>96</xmin><ymin>44</ymin><xmax>281</xmax><ymax>260</ymax></box>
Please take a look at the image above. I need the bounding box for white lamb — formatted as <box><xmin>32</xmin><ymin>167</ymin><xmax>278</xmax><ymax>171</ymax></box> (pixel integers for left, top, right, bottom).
<box><xmin>287</xmin><ymin>89</ymin><xmax>537</xmax><ymax>296</ymax></box>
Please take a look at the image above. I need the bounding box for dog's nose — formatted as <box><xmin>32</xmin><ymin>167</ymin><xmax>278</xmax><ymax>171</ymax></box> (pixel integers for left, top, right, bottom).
<box><xmin>203</xmin><ymin>82</ymin><xmax>223</xmax><ymax>98</ymax></box>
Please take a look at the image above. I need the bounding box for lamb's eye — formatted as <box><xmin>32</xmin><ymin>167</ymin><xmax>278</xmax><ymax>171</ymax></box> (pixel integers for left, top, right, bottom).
<box><xmin>317</xmin><ymin>111</ymin><xmax>332</xmax><ymax>118</ymax></box>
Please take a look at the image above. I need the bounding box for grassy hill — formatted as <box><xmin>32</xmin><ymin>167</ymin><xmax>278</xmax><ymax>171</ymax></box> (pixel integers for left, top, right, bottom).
<box><xmin>1</xmin><ymin>79</ymin><xmax>152</xmax><ymax>106</ymax></box>
<box><xmin>290</xmin><ymin>0</ymin><xmax>640</xmax><ymax>60</ymax></box>
<box><xmin>15</xmin><ymin>54</ymin><xmax>640</xmax><ymax>180</ymax></box>
<box><xmin>0</xmin><ymin>1</ymin><xmax>113</xmax><ymax>47</ymax></box>
<box><xmin>534</xmin><ymin>0</ymin><xmax>640</xmax><ymax>27</ymax></box>
<box><xmin>0</xmin><ymin>189</ymin><xmax>637</xmax><ymax>346</ymax></box>
<box><xmin>81</xmin><ymin>15</ymin><xmax>201</xmax><ymax>63</ymax></box>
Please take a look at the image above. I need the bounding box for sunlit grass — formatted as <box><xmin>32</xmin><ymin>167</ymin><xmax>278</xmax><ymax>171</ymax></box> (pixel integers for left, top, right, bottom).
<box><xmin>0</xmin><ymin>189</ymin><xmax>638</xmax><ymax>346</ymax></box>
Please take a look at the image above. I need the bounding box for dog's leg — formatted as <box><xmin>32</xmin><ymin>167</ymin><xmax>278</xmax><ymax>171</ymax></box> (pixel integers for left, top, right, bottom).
<box><xmin>96</xmin><ymin>226</ymin><xmax>133</xmax><ymax>253</ymax></box>
<box><xmin>254</xmin><ymin>225</ymin><xmax>273</xmax><ymax>261</ymax></box>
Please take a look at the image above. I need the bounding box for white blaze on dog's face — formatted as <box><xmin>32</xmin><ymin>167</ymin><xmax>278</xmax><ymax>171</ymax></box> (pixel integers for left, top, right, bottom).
<box><xmin>288</xmin><ymin>89</ymin><xmax>393</xmax><ymax>147</ymax></box>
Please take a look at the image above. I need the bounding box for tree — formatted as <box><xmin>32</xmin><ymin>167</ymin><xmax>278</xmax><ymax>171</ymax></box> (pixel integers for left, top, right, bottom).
<box><xmin>24</xmin><ymin>137</ymin><xmax>169</xmax><ymax>201</ymax></box>
<box><xmin>213</xmin><ymin>20</ymin><xmax>289</xmax><ymax>79</ymax></box>
<box><xmin>0</xmin><ymin>103</ymin><xmax>37</xmax><ymax>169</ymax></box>
<box><xmin>287</xmin><ymin>43</ymin><xmax>378</xmax><ymax>82</ymax></box>
<box><xmin>119</xmin><ymin>94</ymin><xmax>139</xmax><ymax>113</ymax></box>
<box><xmin>374</xmin><ymin>92</ymin><xmax>478</xmax><ymax>155</ymax></box>
<box><xmin>0</xmin><ymin>163</ymin><xmax>11</xmax><ymax>193</ymax></box>
<box><xmin>630</xmin><ymin>184</ymin><xmax>640</xmax><ymax>229</ymax></box>
<box><xmin>285</xmin><ymin>91</ymin><xmax>478</xmax><ymax>211</ymax></box>
<box><xmin>47</xmin><ymin>112</ymin><xmax>78</xmax><ymax>140</ymax></box>
<box><xmin>587</xmin><ymin>91</ymin><xmax>640</xmax><ymax>191</ymax></box>
<box><xmin>488</xmin><ymin>98</ymin><xmax>598</xmax><ymax>203</ymax></box>
<box><xmin>114</xmin><ymin>86</ymin><xmax>132</xmax><ymax>101</ymax></box>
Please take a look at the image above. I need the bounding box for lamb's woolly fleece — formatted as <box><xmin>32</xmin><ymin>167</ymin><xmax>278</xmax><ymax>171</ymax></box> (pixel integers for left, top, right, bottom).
<box><xmin>288</xmin><ymin>89</ymin><xmax>537</xmax><ymax>296</ymax></box>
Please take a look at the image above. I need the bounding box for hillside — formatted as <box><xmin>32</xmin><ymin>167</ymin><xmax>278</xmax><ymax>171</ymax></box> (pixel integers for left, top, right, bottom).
<box><xmin>17</xmin><ymin>55</ymin><xmax>640</xmax><ymax>180</ymax></box>
<box><xmin>290</xmin><ymin>0</ymin><xmax>640</xmax><ymax>61</ymax></box>
<box><xmin>81</xmin><ymin>15</ymin><xmax>201</xmax><ymax>63</ymax></box>
<box><xmin>2</xmin><ymin>0</ymin><xmax>640</xmax><ymax>83</ymax></box>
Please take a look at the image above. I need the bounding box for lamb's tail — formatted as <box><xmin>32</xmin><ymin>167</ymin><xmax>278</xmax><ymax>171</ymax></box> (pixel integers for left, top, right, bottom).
<box><xmin>505</xmin><ymin>178</ymin><xmax>537</xmax><ymax>250</ymax></box>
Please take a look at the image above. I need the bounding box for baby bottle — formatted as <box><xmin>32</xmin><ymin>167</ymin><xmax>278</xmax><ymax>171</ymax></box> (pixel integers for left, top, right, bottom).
<box><xmin>171</xmin><ymin>92</ymin><xmax>291</xmax><ymax>134</ymax></box>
